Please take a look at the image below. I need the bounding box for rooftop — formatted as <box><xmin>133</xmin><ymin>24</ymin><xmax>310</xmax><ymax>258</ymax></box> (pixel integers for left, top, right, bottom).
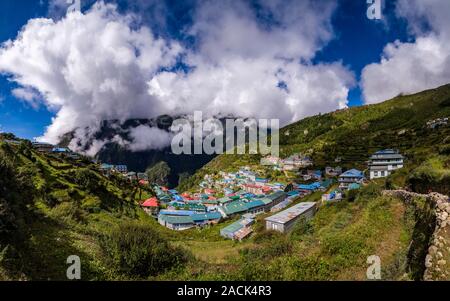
<box><xmin>224</xmin><ymin>200</ymin><xmax>249</xmax><ymax>215</ymax></box>
<box><xmin>370</xmin><ymin>149</ymin><xmax>404</xmax><ymax>159</ymax></box>
<box><xmin>339</xmin><ymin>169</ymin><xmax>364</xmax><ymax>178</ymax></box>
<box><xmin>221</xmin><ymin>217</ymin><xmax>254</xmax><ymax>235</ymax></box>
<box><xmin>266</xmin><ymin>191</ymin><xmax>287</xmax><ymax>201</ymax></box>
<box><xmin>265</xmin><ymin>202</ymin><xmax>316</xmax><ymax>224</ymax></box>
<box><xmin>159</xmin><ymin>215</ymin><xmax>193</xmax><ymax>225</ymax></box>
<box><xmin>191</xmin><ymin>212</ymin><xmax>222</xmax><ymax>222</ymax></box>
<box><xmin>141</xmin><ymin>198</ymin><xmax>158</xmax><ymax>207</ymax></box>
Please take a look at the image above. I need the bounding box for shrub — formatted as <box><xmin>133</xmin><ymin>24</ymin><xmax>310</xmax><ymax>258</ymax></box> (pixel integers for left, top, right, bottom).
<box><xmin>438</xmin><ymin>144</ymin><xmax>450</xmax><ymax>155</ymax></box>
<box><xmin>81</xmin><ymin>196</ymin><xmax>101</xmax><ymax>213</ymax></box>
<box><xmin>45</xmin><ymin>190</ymin><xmax>71</xmax><ymax>207</ymax></box>
<box><xmin>99</xmin><ymin>222</ymin><xmax>189</xmax><ymax>278</ymax></box>
<box><xmin>73</xmin><ymin>168</ymin><xmax>103</xmax><ymax>192</ymax></box>
<box><xmin>50</xmin><ymin>202</ymin><xmax>86</xmax><ymax>223</ymax></box>
<box><xmin>252</xmin><ymin>229</ymin><xmax>284</xmax><ymax>244</ymax></box>
<box><xmin>289</xmin><ymin>216</ymin><xmax>314</xmax><ymax>240</ymax></box>
<box><xmin>357</xmin><ymin>182</ymin><xmax>382</xmax><ymax>201</ymax></box>
<box><xmin>346</xmin><ymin>189</ymin><xmax>358</xmax><ymax>202</ymax></box>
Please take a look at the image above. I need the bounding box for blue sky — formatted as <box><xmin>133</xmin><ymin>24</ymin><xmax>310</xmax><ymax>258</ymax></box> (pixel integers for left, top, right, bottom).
<box><xmin>0</xmin><ymin>0</ymin><xmax>425</xmax><ymax>140</ymax></box>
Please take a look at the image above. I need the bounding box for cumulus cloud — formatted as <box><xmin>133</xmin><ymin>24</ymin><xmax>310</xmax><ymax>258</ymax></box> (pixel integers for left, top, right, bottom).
<box><xmin>361</xmin><ymin>0</ymin><xmax>450</xmax><ymax>104</ymax></box>
<box><xmin>11</xmin><ymin>87</ymin><xmax>42</xmax><ymax>109</ymax></box>
<box><xmin>0</xmin><ymin>0</ymin><xmax>354</xmax><ymax>154</ymax></box>
<box><xmin>150</xmin><ymin>0</ymin><xmax>354</xmax><ymax>124</ymax></box>
<box><xmin>0</xmin><ymin>2</ymin><xmax>181</xmax><ymax>151</ymax></box>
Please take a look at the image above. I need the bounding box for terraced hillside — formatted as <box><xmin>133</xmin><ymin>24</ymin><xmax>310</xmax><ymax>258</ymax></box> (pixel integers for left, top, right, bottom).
<box><xmin>0</xmin><ymin>138</ymin><xmax>188</xmax><ymax>280</ymax></box>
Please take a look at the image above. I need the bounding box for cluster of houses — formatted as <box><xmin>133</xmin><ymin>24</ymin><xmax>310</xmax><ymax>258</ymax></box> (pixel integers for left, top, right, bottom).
<box><xmin>31</xmin><ymin>142</ymin><xmax>81</xmax><ymax>159</ymax></box>
<box><xmin>260</xmin><ymin>154</ymin><xmax>313</xmax><ymax>171</ymax></box>
<box><xmin>99</xmin><ymin>163</ymin><xmax>150</xmax><ymax>183</ymax></box>
<box><xmin>426</xmin><ymin>117</ymin><xmax>449</xmax><ymax>129</ymax></box>
<box><xmin>142</xmin><ymin>164</ymin><xmax>336</xmax><ymax>235</ymax></box>
<box><xmin>137</xmin><ymin>149</ymin><xmax>405</xmax><ymax>239</ymax></box>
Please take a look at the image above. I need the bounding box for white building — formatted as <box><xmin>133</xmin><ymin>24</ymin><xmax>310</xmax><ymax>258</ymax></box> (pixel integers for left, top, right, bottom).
<box><xmin>265</xmin><ymin>202</ymin><xmax>316</xmax><ymax>233</ymax></box>
<box><xmin>368</xmin><ymin>149</ymin><xmax>404</xmax><ymax>179</ymax></box>
<box><xmin>260</xmin><ymin>155</ymin><xmax>281</xmax><ymax>166</ymax></box>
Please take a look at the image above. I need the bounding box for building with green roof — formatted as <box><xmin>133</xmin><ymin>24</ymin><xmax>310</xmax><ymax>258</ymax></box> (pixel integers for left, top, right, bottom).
<box><xmin>221</xmin><ymin>200</ymin><xmax>249</xmax><ymax>216</ymax></box>
<box><xmin>220</xmin><ymin>217</ymin><xmax>254</xmax><ymax>240</ymax></box>
<box><xmin>158</xmin><ymin>215</ymin><xmax>194</xmax><ymax>231</ymax></box>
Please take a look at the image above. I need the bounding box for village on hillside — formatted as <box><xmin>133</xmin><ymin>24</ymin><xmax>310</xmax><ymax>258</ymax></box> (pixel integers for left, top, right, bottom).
<box><xmin>138</xmin><ymin>149</ymin><xmax>405</xmax><ymax>241</ymax></box>
<box><xmin>2</xmin><ymin>136</ymin><xmax>406</xmax><ymax>241</ymax></box>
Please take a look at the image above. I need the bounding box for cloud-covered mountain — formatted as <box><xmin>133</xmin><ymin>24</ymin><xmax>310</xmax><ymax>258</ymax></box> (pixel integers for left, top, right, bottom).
<box><xmin>0</xmin><ymin>1</ymin><xmax>354</xmax><ymax>153</ymax></box>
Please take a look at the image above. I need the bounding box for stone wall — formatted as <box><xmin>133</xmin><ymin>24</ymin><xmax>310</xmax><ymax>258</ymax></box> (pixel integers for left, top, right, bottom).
<box><xmin>382</xmin><ymin>190</ymin><xmax>450</xmax><ymax>280</ymax></box>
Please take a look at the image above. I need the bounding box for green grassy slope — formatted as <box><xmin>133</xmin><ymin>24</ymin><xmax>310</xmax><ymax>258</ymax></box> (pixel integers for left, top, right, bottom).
<box><xmin>0</xmin><ymin>139</ymin><xmax>187</xmax><ymax>280</ymax></box>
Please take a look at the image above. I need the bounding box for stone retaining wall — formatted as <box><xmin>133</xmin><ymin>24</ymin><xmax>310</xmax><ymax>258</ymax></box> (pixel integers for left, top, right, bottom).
<box><xmin>382</xmin><ymin>190</ymin><xmax>450</xmax><ymax>280</ymax></box>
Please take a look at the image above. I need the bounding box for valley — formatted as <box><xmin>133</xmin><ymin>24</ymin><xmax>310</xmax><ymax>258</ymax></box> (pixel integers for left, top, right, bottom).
<box><xmin>1</xmin><ymin>84</ymin><xmax>450</xmax><ymax>281</ymax></box>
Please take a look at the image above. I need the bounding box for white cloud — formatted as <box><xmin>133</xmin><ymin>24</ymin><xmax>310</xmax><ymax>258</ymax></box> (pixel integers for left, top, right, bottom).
<box><xmin>362</xmin><ymin>0</ymin><xmax>450</xmax><ymax>104</ymax></box>
<box><xmin>127</xmin><ymin>125</ymin><xmax>174</xmax><ymax>152</ymax></box>
<box><xmin>0</xmin><ymin>0</ymin><xmax>354</xmax><ymax>154</ymax></box>
<box><xmin>11</xmin><ymin>87</ymin><xmax>42</xmax><ymax>109</ymax></box>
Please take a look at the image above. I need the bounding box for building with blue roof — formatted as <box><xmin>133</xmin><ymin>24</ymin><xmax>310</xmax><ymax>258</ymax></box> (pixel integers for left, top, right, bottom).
<box><xmin>339</xmin><ymin>169</ymin><xmax>365</xmax><ymax>189</ymax></box>
<box><xmin>297</xmin><ymin>182</ymin><xmax>321</xmax><ymax>191</ymax></box>
<box><xmin>159</xmin><ymin>210</ymin><xmax>196</xmax><ymax>216</ymax></box>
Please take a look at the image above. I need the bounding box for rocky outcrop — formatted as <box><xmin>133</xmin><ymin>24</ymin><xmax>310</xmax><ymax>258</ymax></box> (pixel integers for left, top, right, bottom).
<box><xmin>383</xmin><ymin>190</ymin><xmax>450</xmax><ymax>280</ymax></box>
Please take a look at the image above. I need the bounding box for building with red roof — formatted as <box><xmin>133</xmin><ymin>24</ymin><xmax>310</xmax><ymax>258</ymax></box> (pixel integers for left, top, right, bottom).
<box><xmin>139</xmin><ymin>179</ymin><xmax>149</xmax><ymax>186</ymax></box>
<box><xmin>141</xmin><ymin>197</ymin><xmax>159</xmax><ymax>216</ymax></box>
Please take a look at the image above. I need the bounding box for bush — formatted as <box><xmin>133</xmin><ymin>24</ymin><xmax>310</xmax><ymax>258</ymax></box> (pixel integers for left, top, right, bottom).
<box><xmin>45</xmin><ymin>190</ymin><xmax>71</xmax><ymax>207</ymax></box>
<box><xmin>438</xmin><ymin>144</ymin><xmax>450</xmax><ymax>155</ymax></box>
<box><xmin>99</xmin><ymin>222</ymin><xmax>189</xmax><ymax>278</ymax></box>
<box><xmin>346</xmin><ymin>189</ymin><xmax>358</xmax><ymax>202</ymax></box>
<box><xmin>242</xmin><ymin>231</ymin><xmax>292</xmax><ymax>261</ymax></box>
<box><xmin>252</xmin><ymin>229</ymin><xmax>284</xmax><ymax>244</ymax></box>
<box><xmin>357</xmin><ymin>183</ymin><xmax>382</xmax><ymax>201</ymax></box>
<box><xmin>81</xmin><ymin>196</ymin><xmax>101</xmax><ymax>213</ymax></box>
<box><xmin>289</xmin><ymin>217</ymin><xmax>314</xmax><ymax>240</ymax></box>
<box><xmin>50</xmin><ymin>202</ymin><xmax>86</xmax><ymax>223</ymax></box>
<box><xmin>73</xmin><ymin>168</ymin><xmax>104</xmax><ymax>192</ymax></box>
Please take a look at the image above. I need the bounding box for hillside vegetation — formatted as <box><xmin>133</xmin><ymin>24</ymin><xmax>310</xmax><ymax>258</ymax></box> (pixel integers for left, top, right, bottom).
<box><xmin>0</xmin><ymin>139</ymin><xmax>188</xmax><ymax>280</ymax></box>
<box><xmin>181</xmin><ymin>84</ymin><xmax>450</xmax><ymax>195</ymax></box>
<box><xmin>1</xmin><ymin>84</ymin><xmax>450</xmax><ymax>280</ymax></box>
